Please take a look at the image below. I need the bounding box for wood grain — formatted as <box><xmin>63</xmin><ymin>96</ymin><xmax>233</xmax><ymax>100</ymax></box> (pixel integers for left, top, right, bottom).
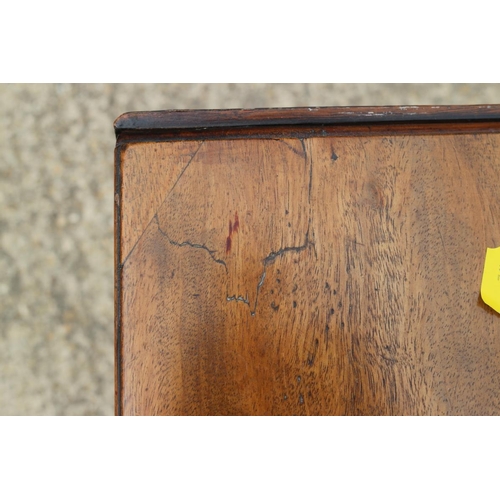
<box><xmin>116</xmin><ymin>125</ymin><xmax>500</xmax><ymax>415</ymax></box>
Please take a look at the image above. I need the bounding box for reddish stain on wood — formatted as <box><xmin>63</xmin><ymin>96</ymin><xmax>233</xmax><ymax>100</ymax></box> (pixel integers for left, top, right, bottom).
<box><xmin>233</xmin><ymin>211</ymin><xmax>239</xmax><ymax>233</ymax></box>
<box><xmin>226</xmin><ymin>212</ymin><xmax>240</xmax><ymax>253</ymax></box>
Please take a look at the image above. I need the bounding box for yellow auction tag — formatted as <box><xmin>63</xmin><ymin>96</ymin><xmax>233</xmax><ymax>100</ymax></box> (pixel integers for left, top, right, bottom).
<box><xmin>481</xmin><ymin>247</ymin><xmax>500</xmax><ymax>314</ymax></box>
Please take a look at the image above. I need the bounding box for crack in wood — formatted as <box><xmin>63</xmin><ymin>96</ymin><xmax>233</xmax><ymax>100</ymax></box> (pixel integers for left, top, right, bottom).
<box><xmin>155</xmin><ymin>215</ymin><xmax>227</xmax><ymax>270</ymax></box>
<box><xmin>251</xmin><ymin>227</ymin><xmax>315</xmax><ymax>316</ymax></box>
<box><xmin>237</xmin><ymin>138</ymin><xmax>316</xmax><ymax>316</ymax></box>
<box><xmin>226</xmin><ymin>294</ymin><xmax>250</xmax><ymax>305</ymax></box>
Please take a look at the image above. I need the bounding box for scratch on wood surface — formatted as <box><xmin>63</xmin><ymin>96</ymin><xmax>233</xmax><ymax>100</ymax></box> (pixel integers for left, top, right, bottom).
<box><xmin>274</xmin><ymin>139</ymin><xmax>307</xmax><ymax>158</ymax></box>
<box><xmin>120</xmin><ymin>141</ymin><xmax>204</xmax><ymax>267</ymax></box>
<box><xmin>166</xmin><ymin>141</ymin><xmax>204</xmax><ymax>198</ymax></box>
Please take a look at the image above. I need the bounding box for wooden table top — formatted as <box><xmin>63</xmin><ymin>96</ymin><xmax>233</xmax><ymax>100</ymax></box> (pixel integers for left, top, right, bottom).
<box><xmin>115</xmin><ymin>106</ymin><xmax>500</xmax><ymax>415</ymax></box>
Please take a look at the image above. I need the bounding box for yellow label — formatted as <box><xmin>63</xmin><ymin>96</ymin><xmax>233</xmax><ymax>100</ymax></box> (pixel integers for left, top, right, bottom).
<box><xmin>481</xmin><ymin>247</ymin><xmax>500</xmax><ymax>314</ymax></box>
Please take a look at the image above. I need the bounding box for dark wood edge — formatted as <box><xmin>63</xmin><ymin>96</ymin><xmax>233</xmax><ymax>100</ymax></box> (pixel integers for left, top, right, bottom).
<box><xmin>116</xmin><ymin>122</ymin><xmax>500</xmax><ymax>147</ymax></box>
<box><xmin>115</xmin><ymin>105</ymin><xmax>500</xmax><ymax>137</ymax></box>
<box><xmin>114</xmin><ymin>145</ymin><xmax>123</xmax><ymax>416</ymax></box>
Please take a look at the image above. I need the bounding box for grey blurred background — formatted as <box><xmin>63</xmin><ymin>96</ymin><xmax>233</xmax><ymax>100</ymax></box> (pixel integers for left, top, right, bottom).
<box><xmin>1</xmin><ymin>83</ymin><xmax>500</xmax><ymax>415</ymax></box>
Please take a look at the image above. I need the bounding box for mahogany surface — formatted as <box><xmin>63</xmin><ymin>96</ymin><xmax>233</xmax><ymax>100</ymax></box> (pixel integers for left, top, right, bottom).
<box><xmin>115</xmin><ymin>106</ymin><xmax>500</xmax><ymax>415</ymax></box>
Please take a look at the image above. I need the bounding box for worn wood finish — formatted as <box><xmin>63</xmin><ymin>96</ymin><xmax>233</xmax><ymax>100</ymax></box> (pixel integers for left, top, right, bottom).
<box><xmin>115</xmin><ymin>105</ymin><xmax>500</xmax><ymax>133</ymax></box>
<box><xmin>116</xmin><ymin>107</ymin><xmax>500</xmax><ymax>415</ymax></box>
